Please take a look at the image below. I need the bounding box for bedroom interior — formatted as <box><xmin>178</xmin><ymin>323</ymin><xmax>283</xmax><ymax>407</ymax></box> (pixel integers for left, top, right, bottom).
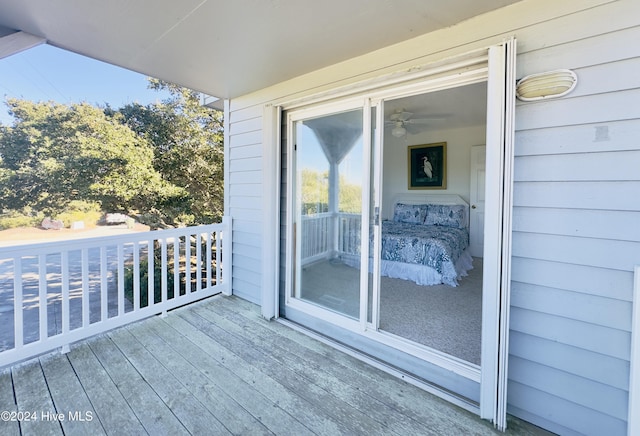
<box><xmin>377</xmin><ymin>82</ymin><xmax>487</xmax><ymax>365</ymax></box>
<box><xmin>292</xmin><ymin>81</ymin><xmax>488</xmax><ymax>366</ymax></box>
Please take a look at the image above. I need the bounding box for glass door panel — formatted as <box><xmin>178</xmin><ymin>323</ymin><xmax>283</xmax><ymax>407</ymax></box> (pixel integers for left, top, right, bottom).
<box><xmin>376</xmin><ymin>84</ymin><xmax>486</xmax><ymax>366</ymax></box>
<box><xmin>293</xmin><ymin>109</ymin><xmax>364</xmax><ymax>320</ymax></box>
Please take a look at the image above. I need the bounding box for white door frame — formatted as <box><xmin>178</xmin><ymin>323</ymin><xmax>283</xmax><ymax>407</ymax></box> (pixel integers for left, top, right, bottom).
<box><xmin>283</xmin><ymin>97</ymin><xmax>371</xmax><ymax>332</ymax></box>
<box><xmin>261</xmin><ymin>104</ymin><xmax>282</xmax><ymax>320</ymax></box>
<box><xmin>269</xmin><ymin>39</ymin><xmax>516</xmax><ymax>428</ymax></box>
<box><xmin>479</xmin><ymin>38</ymin><xmax>516</xmax><ymax>430</ymax></box>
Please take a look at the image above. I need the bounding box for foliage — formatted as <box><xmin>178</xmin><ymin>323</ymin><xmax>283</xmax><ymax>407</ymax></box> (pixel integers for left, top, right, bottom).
<box><xmin>300</xmin><ymin>169</ymin><xmax>329</xmax><ymax>215</ymax></box>
<box><xmin>339</xmin><ymin>177</ymin><xmax>362</xmax><ymax>214</ymax></box>
<box><xmin>0</xmin><ymin>208</ymin><xmax>44</xmax><ymax>230</ymax></box>
<box><xmin>123</xmin><ymin>236</ymin><xmax>215</xmax><ymax>307</ymax></box>
<box><xmin>124</xmin><ymin>256</ymin><xmax>176</xmax><ymax>308</ymax></box>
<box><xmin>0</xmin><ymin>79</ymin><xmax>224</xmax><ymax>229</ymax></box>
<box><xmin>0</xmin><ymin>100</ymin><xmax>181</xmax><ymax>217</ymax></box>
<box><xmin>115</xmin><ymin>79</ymin><xmax>224</xmax><ymax>226</ymax></box>
<box><xmin>300</xmin><ymin>169</ymin><xmax>361</xmax><ymax>215</ymax></box>
<box><xmin>54</xmin><ymin>200</ymin><xmax>102</xmax><ymax>228</ymax></box>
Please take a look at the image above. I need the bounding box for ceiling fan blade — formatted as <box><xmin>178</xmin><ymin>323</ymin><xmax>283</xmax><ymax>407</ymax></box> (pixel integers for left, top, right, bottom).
<box><xmin>404</xmin><ymin>118</ymin><xmax>432</xmax><ymax>125</ymax></box>
<box><xmin>405</xmin><ymin>116</ymin><xmax>449</xmax><ymax>124</ymax></box>
<box><xmin>389</xmin><ymin>111</ymin><xmax>413</xmax><ymax>122</ymax></box>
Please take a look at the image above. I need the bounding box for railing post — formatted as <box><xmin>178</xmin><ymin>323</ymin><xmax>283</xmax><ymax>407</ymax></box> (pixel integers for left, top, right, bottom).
<box><xmin>222</xmin><ymin>216</ymin><xmax>232</xmax><ymax>296</ymax></box>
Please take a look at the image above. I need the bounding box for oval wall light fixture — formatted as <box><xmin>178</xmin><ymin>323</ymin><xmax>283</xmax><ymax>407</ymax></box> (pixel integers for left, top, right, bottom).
<box><xmin>516</xmin><ymin>69</ymin><xmax>577</xmax><ymax>101</ymax></box>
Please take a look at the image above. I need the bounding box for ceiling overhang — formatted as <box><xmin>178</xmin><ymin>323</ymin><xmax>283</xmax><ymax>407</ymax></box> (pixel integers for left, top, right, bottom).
<box><xmin>0</xmin><ymin>27</ymin><xmax>45</xmax><ymax>59</ymax></box>
<box><xmin>0</xmin><ymin>1</ymin><xmax>522</xmax><ymax>100</ymax></box>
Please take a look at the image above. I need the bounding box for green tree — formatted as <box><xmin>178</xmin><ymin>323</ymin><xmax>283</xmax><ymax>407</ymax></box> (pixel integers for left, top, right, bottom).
<box><xmin>299</xmin><ymin>169</ymin><xmax>361</xmax><ymax>215</ymax></box>
<box><xmin>115</xmin><ymin>79</ymin><xmax>224</xmax><ymax>225</ymax></box>
<box><xmin>0</xmin><ymin>99</ymin><xmax>181</xmax><ymax>216</ymax></box>
<box><xmin>300</xmin><ymin>169</ymin><xmax>329</xmax><ymax>214</ymax></box>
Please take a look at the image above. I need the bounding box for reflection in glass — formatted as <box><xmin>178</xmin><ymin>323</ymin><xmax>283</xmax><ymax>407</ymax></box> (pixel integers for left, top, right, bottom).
<box><xmin>294</xmin><ymin>109</ymin><xmax>363</xmax><ymax>319</ymax></box>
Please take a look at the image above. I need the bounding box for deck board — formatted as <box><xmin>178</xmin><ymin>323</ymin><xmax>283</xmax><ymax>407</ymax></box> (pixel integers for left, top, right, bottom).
<box><xmin>135</xmin><ymin>317</ymin><xmax>275</xmax><ymax>435</ymax></box>
<box><xmin>11</xmin><ymin>360</ymin><xmax>62</xmax><ymax>436</ymax></box>
<box><xmin>88</xmin><ymin>335</ymin><xmax>191</xmax><ymax>435</ymax></box>
<box><xmin>208</xmin><ymin>297</ymin><xmax>484</xmax><ymax>434</ymax></box>
<box><xmin>164</xmin><ymin>310</ymin><xmax>343</xmax><ymax>435</ymax></box>
<box><xmin>66</xmin><ymin>342</ymin><xmax>147</xmax><ymax>435</ymax></box>
<box><xmin>107</xmin><ymin>327</ymin><xmax>232</xmax><ymax>435</ymax></box>
<box><xmin>194</xmin><ymin>301</ymin><xmax>439</xmax><ymax>435</ymax></box>
<box><xmin>0</xmin><ymin>370</ymin><xmax>20</xmax><ymax>436</ymax></box>
<box><xmin>0</xmin><ymin>295</ymin><xmax>550</xmax><ymax>436</ymax></box>
<box><xmin>39</xmin><ymin>353</ymin><xmax>105</xmax><ymax>436</ymax></box>
<box><xmin>142</xmin><ymin>316</ymin><xmax>314</xmax><ymax>436</ymax></box>
<box><xmin>184</xmin><ymin>307</ymin><xmax>394</xmax><ymax>435</ymax></box>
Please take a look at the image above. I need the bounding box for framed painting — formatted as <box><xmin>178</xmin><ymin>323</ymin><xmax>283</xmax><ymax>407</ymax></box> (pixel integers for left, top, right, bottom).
<box><xmin>408</xmin><ymin>142</ymin><xmax>447</xmax><ymax>189</ymax></box>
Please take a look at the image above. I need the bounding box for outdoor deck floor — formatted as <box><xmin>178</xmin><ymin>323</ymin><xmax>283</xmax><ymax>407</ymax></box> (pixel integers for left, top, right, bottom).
<box><xmin>0</xmin><ymin>295</ymin><xmax>546</xmax><ymax>436</ymax></box>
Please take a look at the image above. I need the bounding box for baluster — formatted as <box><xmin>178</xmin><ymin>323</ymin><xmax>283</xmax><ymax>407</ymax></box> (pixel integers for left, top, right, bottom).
<box><xmin>100</xmin><ymin>246</ymin><xmax>108</xmax><ymax>321</ymax></box>
<box><xmin>161</xmin><ymin>239</ymin><xmax>167</xmax><ymax>302</ymax></box>
<box><xmin>117</xmin><ymin>244</ymin><xmax>124</xmax><ymax>316</ymax></box>
<box><xmin>196</xmin><ymin>232</ymin><xmax>202</xmax><ymax>292</ymax></box>
<box><xmin>216</xmin><ymin>231</ymin><xmax>222</xmax><ymax>286</ymax></box>
<box><xmin>81</xmin><ymin>248</ymin><xmax>89</xmax><ymax>327</ymax></box>
<box><xmin>61</xmin><ymin>251</ymin><xmax>70</xmax><ymax>352</ymax></box>
<box><xmin>173</xmin><ymin>236</ymin><xmax>180</xmax><ymax>298</ymax></box>
<box><xmin>185</xmin><ymin>233</ymin><xmax>191</xmax><ymax>293</ymax></box>
<box><xmin>13</xmin><ymin>257</ymin><xmax>23</xmax><ymax>350</ymax></box>
<box><xmin>206</xmin><ymin>232</ymin><xmax>212</xmax><ymax>288</ymax></box>
<box><xmin>148</xmin><ymin>240</ymin><xmax>155</xmax><ymax>306</ymax></box>
<box><xmin>133</xmin><ymin>241</ymin><xmax>140</xmax><ymax>311</ymax></box>
<box><xmin>38</xmin><ymin>254</ymin><xmax>47</xmax><ymax>343</ymax></box>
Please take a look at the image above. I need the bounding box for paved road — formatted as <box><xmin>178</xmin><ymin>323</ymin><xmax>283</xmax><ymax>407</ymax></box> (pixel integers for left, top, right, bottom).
<box><xmin>0</xmin><ymin>224</ymin><xmax>149</xmax><ymax>247</ymax></box>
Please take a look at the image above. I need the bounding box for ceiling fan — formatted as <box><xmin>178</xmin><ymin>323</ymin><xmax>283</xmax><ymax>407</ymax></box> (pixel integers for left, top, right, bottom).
<box><xmin>385</xmin><ymin>109</ymin><xmax>441</xmax><ymax>138</ymax></box>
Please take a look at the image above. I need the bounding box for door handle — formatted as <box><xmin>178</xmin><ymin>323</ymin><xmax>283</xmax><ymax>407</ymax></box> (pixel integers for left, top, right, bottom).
<box><xmin>471</xmin><ymin>205</ymin><xmax>477</xmax><ymax>209</ymax></box>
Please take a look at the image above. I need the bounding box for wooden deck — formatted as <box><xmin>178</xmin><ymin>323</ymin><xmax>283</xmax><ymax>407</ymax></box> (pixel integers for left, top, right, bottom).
<box><xmin>0</xmin><ymin>296</ymin><xmax>547</xmax><ymax>435</ymax></box>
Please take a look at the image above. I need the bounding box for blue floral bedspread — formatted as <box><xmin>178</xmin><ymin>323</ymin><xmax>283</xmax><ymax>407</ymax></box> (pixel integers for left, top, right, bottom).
<box><xmin>379</xmin><ymin>220</ymin><xmax>469</xmax><ymax>274</ymax></box>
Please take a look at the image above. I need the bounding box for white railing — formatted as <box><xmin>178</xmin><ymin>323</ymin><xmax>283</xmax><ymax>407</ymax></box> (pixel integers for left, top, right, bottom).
<box><xmin>300</xmin><ymin>212</ymin><xmax>361</xmax><ymax>264</ymax></box>
<box><xmin>338</xmin><ymin>213</ymin><xmax>361</xmax><ymax>255</ymax></box>
<box><xmin>301</xmin><ymin>212</ymin><xmax>333</xmax><ymax>264</ymax></box>
<box><xmin>0</xmin><ymin>217</ymin><xmax>232</xmax><ymax>368</ymax></box>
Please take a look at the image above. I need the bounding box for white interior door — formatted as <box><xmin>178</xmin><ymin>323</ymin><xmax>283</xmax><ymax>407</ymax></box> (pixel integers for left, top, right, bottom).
<box><xmin>469</xmin><ymin>145</ymin><xmax>486</xmax><ymax>258</ymax></box>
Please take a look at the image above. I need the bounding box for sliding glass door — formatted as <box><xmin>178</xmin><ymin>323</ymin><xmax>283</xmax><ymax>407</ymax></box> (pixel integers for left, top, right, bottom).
<box><xmin>289</xmin><ymin>106</ymin><xmax>366</xmax><ymax>321</ymax></box>
<box><xmin>281</xmin><ymin>38</ymin><xmax>515</xmax><ymax>428</ymax></box>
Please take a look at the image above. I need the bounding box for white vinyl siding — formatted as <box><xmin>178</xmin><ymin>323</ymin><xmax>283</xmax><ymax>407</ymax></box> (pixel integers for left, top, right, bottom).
<box><xmin>509</xmin><ymin>1</ymin><xmax>640</xmax><ymax>433</ymax></box>
<box><xmin>227</xmin><ymin>105</ymin><xmax>264</xmax><ymax>303</ymax></box>
<box><xmin>224</xmin><ymin>0</ymin><xmax>640</xmax><ymax>433</ymax></box>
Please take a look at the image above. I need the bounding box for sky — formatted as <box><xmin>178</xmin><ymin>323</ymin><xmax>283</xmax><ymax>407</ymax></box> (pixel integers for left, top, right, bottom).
<box><xmin>0</xmin><ymin>44</ymin><xmax>172</xmax><ymax>125</ymax></box>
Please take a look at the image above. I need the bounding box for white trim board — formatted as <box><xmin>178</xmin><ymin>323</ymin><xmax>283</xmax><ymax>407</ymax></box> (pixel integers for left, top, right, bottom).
<box><xmin>629</xmin><ymin>265</ymin><xmax>640</xmax><ymax>436</ymax></box>
<box><xmin>260</xmin><ymin>104</ymin><xmax>281</xmax><ymax>319</ymax></box>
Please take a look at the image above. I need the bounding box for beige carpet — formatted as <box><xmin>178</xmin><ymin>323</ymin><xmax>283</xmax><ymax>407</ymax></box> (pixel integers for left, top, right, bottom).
<box><xmin>379</xmin><ymin>257</ymin><xmax>482</xmax><ymax>364</ymax></box>
<box><xmin>299</xmin><ymin>257</ymin><xmax>483</xmax><ymax>365</ymax></box>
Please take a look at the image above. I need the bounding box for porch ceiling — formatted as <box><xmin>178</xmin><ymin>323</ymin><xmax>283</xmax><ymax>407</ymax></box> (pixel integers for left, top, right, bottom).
<box><xmin>0</xmin><ymin>0</ymin><xmax>522</xmax><ymax>100</ymax></box>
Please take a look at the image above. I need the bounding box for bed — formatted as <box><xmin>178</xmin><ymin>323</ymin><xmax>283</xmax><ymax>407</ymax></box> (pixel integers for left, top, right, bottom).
<box><xmin>343</xmin><ymin>194</ymin><xmax>473</xmax><ymax>286</ymax></box>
